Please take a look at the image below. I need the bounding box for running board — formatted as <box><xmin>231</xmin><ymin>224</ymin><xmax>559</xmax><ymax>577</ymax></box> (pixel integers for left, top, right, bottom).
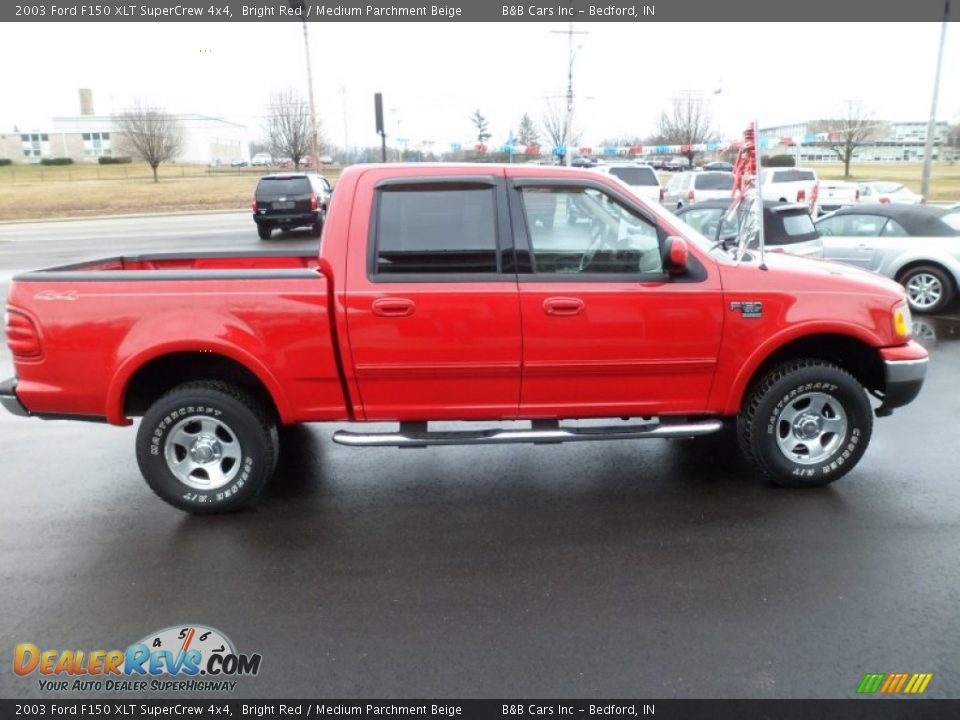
<box><xmin>332</xmin><ymin>419</ymin><xmax>724</xmax><ymax>448</ymax></box>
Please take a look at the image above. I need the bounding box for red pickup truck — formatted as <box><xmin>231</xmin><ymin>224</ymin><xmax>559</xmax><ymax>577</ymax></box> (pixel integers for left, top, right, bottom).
<box><xmin>2</xmin><ymin>164</ymin><xmax>928</xmax><ymax>512</ymax></box>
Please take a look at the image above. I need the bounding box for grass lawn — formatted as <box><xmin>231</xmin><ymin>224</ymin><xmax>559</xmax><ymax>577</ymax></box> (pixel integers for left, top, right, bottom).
<box><xmin>0</xmin><ymin>163</ymin><xmax>342</xmax><ymax>221</ymax></box>
<box><xmin>0</xmin><ymin>161</ymin><xmax>956</xmax><ymax>222</ymax></box>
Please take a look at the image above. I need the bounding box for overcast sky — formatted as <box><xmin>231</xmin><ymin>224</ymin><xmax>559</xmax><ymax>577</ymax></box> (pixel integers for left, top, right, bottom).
<box><xmin>2</xmin><ymin>22</ymin><xmax>957</xmax><ymax>148</ymax></box>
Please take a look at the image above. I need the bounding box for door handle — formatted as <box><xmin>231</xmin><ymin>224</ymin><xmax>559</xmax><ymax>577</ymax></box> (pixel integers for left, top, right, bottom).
<box><xmin>543</xmin><ymin>297</ymin><xmax>584</xmax><ymax>316</ymax></box>
<box><xmin>372</xmin><ymin>297</ymin><xmax>416</xmax><ymax>317</ymax></box>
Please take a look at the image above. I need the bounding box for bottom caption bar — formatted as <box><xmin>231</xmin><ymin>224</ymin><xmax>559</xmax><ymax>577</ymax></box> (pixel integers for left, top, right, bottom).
<box><xmin>2</xmin><ymin>700</ymin><xmax>958</xmax><ymax>719</ymax></box>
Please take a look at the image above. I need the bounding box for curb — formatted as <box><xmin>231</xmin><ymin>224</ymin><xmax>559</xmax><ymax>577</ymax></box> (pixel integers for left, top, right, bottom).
<box><xmin>0</xmin><ymin>208</ymin><xmax>248</xmax><ymax>226</ymax></box>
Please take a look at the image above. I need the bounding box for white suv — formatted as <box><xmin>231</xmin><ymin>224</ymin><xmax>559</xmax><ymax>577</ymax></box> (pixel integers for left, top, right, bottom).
<box><xmin>592</xmin><ymin>163</ymin><xmax>663</xmax><ymax>204</ymax></box>
<box><xmin>662</xmin><ymin>171</ymin><xmax>735</xmax><ymax>209</ymax></box>
<box><xmin>760</xmin><ymin>167</ymin><xmax>819</xmax><ymax>211</ymax></box>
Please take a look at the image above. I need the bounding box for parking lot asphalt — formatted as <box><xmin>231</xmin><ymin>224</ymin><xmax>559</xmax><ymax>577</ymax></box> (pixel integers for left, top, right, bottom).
<box><xmin>1</xmin><ymin>214</ymin><xmax>959</xmax><ymax>699</ymax></box>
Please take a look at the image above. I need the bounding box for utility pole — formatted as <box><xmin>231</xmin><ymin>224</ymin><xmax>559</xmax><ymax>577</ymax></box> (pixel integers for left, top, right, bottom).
<box><xmin>921</xmin><ymin>1</ymin><xmax>949</xmax><ymax>199</ymax></box>
<box><xmin>551</xmin><ymin>23</ymin><xmax>588</xmax><ymax>166</ymax></box>
<box><xmin>290</xmin><ymin>1</ymin><xmax>320</xmax><ymax>169</ymax></box>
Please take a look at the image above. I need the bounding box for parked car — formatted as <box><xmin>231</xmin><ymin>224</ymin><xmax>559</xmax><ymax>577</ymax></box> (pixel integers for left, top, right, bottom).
<box><xmin>674</xmin><ymin>200</ymin><xmax>824</xmax><ymax>258</ymax></box>
<box><xmin>592</xmin><ymin>163</ymin><xmax>663</xmax><ymax>203</ymax></box>
<box><xmin>252</xmin><ymin>173</ymin><xmax>332</xmax><ymax>240</ymax></box>
<box><xmin>760</xmin><ymin>167</ymin><xmax>818</xmax><ymax>210</ymax></box>
<box><xmin>250</xmin><ymin>153</ymin><xmax>272</xmax><ymax>166</ymax></box>
<box><xmin>858</xmin><ymin>181</ymin><xmax>924</xmax><ymax>206</ymax></box>
<box><xmin>665</xmin><ymin>157</ymin><xmax>689</xmax><ymax>172</ymax></box>
<box><xmin>703</xmin><ymin>161</ymin><xmax>733</xmax><ymax>172</ymax></box>
<box><xmin>817</xmin><ymin>205</ymin><xmax>960</xmax><ymax>313</ymax></box>
<box><xmin>1</xmin><ymin>164</ymin><xmax>927</xmax><ymax>512</ymax></box>
<box><xmin>662</xmin><ymin>171</ymin><xmax>734</xmax><ymax>209</ymax></box>
<box><xmin>816</xmin><ymin>180</ymin><xmax>859</xmax><ymax>215</ymax></box>
<box><xmin>230</xmin><ymin>159</ymin><xmax>249</xmax><ymax>167</ymax></box>
<box><xmin>571</xmin><ymin>156</ymin><xmax>598</xmax><ymax>168</ymax></box>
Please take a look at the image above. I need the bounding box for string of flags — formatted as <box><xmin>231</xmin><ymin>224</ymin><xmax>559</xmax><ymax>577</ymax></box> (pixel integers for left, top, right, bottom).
<box><xmin>439</xmin><ymin>133</ymin><xmax>839</xmax><ymax>156</ymax></box>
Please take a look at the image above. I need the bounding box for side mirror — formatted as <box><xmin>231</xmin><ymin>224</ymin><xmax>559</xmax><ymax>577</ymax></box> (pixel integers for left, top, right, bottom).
<box><xmin>663</xmin><ymin>235</ymin><xmax>689</xmax><ymax>274</ymax></box>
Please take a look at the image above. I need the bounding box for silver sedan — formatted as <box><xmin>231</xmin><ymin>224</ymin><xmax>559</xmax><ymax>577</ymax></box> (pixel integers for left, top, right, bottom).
<box><xmin>816</xmin><ymin>205</ymin><xmax>960</xmax><ymax>314</ymax></box>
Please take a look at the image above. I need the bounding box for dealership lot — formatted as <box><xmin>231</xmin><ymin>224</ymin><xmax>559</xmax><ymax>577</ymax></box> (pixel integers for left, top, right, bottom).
<box><xmin>1</xmin><ymin>214</ymin><xmax>959</xmax><ymax>698</ymax></box>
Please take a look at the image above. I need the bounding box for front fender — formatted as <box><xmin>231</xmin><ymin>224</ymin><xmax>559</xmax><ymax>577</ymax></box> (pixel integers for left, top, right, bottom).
<box><xmin>719</xmin><ymin>321</ymin><xmax>886</xmax><ymax>415</ymax></box>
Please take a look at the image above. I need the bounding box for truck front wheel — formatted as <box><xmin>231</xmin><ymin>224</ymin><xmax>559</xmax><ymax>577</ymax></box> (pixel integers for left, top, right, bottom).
<box><xmin>135</xmin><ymin>381</ymin><xmax>278</xmax><ymax>513</ymax></box>
<box><xmin>737</xmin><ymin>360</ymin><xmax>873</xmax><ymax>487</ymax></box>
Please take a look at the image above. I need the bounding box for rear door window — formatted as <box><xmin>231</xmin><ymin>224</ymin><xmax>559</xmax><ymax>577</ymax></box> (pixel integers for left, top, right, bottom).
<box><xmin>373</xmin><ymin>187</ymin><xmax>499</xmax><ymax>275</ymax></box>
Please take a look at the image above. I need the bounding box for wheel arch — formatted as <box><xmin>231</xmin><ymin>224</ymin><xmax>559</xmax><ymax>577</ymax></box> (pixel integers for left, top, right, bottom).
<box><xmin>724</xmin><ymin>331</ymin><xmax>886</xmax><ymax>415</ymax></box>
<box><xmin>109</xmin><ymin>347</ymin><xmax>290</xmax><ymax>425</ymax></box>
<box><xmin>894</xmin><ymin>258</ymin><xmax>960</xmax><ymax>287</ymax></box>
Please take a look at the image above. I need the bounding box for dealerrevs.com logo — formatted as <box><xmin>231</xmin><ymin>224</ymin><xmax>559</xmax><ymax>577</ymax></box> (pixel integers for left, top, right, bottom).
<box><xmin>13</xmin><ymin>624</ymin><xmax>262</xmax><ymax>693</ymax></box>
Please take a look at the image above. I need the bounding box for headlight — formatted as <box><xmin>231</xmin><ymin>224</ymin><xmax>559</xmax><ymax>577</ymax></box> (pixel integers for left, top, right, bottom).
<box><xmin>893</xmin><ymin>301</ymin><xmax>912</xmax><ymax>338</ymax></box>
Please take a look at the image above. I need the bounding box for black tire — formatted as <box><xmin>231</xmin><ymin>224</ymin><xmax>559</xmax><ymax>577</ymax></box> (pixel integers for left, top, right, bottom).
<box><xmin>737</xmin><ymin>359</ymin><xmax>873</xmax><ymax>487</ymax></box>
<box><xmin>257</xmin><ymin>224</ymin><xmax>272</xmax><ymax>240</ymax></box>
<box><xmin>310</xmin><ymin>218</ymin><xmax>323</xmax><ymax>237</ymax></box>
<box><xmin>899</xmin><ymin>265</ymin><xmax>954</xmax><ymax>314</ymax></box>
<box><xmin>135</xmin><ymin>381</ymin><xmax>279</xmax><ymax>513</ymax></box>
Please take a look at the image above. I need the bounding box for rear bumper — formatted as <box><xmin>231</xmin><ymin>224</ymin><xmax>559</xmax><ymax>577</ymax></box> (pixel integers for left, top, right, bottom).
<box><xmin>0</xmin><ymin>378</ymin><xmax>29</xmax><ymax>417</ymax></box>
<box><xmin>877</xmin><ymin>342</ymin><xmax>928</xmax><ymax>415</ymax></box>
<box><xmin>253</xmin><ymin>211</ymin><xmax>319</xmax><ymax>227</ymax></box>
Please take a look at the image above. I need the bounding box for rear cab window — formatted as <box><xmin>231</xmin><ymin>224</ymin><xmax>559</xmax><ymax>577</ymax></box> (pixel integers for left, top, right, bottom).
<box><xmin>771</xmin><ymin>170</ymin><xmax>816</xmax><ymax>183</ymax></box>
<box><xmin>770</xmin><ymin>211</ymin><xmax>818</xmax><ymax>245</ymax></box>
<box><xmin>608</xmin><ymin>167</ymin><xmax>660</xmax><ymax>187</ymax></box>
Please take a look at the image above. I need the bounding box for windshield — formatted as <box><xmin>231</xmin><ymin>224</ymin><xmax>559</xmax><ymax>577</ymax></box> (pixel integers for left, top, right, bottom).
<box><xmin>608</xmin><ymin>167</ymin><xmax>659</xmax><ymax>187</ymax></box>
<box><xmin>942</xmin><ymin>211</ymin><xmax>960</xmax><ymax>232</ymax></box>
<box><xmin>694</xmin><ymin>173</ymin><xmax>734</xmax><ymax>190</ymax></box>
<box><xmin>772</xmin><ymin>170</ymin><xmax>815</xmax><ymax>183</ymax></box>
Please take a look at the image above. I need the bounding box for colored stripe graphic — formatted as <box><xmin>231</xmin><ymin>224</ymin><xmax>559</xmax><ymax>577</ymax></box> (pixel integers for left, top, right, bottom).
<box><xmin>857</xmin><ymin>673</ymin><xmax>886</xmax><ymax>693</ymax></box>
<box><xmin>858</xmin><ymin>672</ymin><xmax>933</xmax><ymax>694</ymax></box>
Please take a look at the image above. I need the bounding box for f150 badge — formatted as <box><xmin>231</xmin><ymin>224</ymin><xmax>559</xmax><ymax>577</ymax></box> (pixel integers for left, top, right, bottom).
<box><xmin>730</xmin><ymin>301</ymin><xmax>763</xmax><ymax>318</ymax></box>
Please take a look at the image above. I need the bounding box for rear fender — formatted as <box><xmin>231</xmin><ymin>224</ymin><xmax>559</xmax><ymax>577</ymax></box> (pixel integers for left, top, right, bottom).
<box><xmin>106</xmin><ymin>310</ymin><xmax>291</xmax><ymax>425</ymax></box>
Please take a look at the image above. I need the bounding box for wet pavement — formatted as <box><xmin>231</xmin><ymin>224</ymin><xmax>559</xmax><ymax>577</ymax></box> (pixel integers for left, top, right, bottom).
<box><xmin>1</xmin><ymin>214</ymin><xmax>959</xmax><ymax>699</ymax></box>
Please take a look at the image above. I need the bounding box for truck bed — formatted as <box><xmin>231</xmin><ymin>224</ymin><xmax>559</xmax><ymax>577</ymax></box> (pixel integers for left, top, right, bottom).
<box><xmin>6</xmin><ymin>249</ymin><xmax>345</xmax><ymax>425</ymax></box>
<box><xmin>15</xmin><ymin>250</ymin><xmax>322</xmax><ymax>280</ymax></box>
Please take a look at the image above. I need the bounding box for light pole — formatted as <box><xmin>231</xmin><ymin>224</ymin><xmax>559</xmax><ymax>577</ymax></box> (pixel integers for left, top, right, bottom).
<box><xmin>921</xmin><ymin>1</ymin><xmax>949</xmax><ymax>199</ymax></box>
<box><xmin>290</xmin><ymin>0</ymin><xmax>320</xmax><ymax>169</ymax></box>
<box><xmin>551</xmin><ymin>23</ymin><xmax>588</xmax><ymax>167</ymax></box>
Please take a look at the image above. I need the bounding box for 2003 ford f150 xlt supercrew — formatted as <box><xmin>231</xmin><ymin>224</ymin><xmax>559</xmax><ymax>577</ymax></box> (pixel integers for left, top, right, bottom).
<box><xmin>1</xmin><ymin>164</ymin><xmax>928</xmax><ymax>512</ymax></box>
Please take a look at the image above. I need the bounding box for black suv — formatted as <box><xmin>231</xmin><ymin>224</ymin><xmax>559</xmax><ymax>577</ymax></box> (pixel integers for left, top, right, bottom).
<box><xmin>252</xmin><ymin>173</ymin><xmax>333</xmax><ymax>240</ymax></box>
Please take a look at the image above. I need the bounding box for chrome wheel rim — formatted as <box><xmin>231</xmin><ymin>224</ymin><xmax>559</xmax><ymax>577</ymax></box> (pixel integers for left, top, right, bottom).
<box><xmin>164</xmin><ymin>415</ymin><xmax>242</xmax><ymax>490</ymax></box>
<box><xmin>775</xmin><ymin>391</ymin><xmax>848</xmax><ymax>465</ymax></box>
<box><xmin>905</xmin><ymin>273</ymin><xmax>943</xmax><ymax>310</ymax></box>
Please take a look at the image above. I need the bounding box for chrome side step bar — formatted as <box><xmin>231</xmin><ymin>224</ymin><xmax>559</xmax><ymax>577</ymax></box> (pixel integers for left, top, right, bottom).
<box><xmin>332</xmin><ymin>419</ymin><xmax>724</xmax><ymax>448</ymax></box>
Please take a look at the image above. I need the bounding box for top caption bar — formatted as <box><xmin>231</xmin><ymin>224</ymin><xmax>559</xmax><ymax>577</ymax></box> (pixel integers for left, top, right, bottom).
<box><xmin>5</xmin><ymin>0</ymin><xmax>956</xmax><ymax>22</ymax></box>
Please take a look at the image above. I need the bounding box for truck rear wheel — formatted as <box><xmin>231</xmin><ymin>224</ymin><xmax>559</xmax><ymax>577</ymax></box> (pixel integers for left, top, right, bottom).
<box><xmin>737</xmin><ymin>359</ymin><xmax>873</xmax><ymax>487</ymax></box>
<box><xmin>257</xmin><ymin>224</ymin><xmax>272</xmax><ymax>240</ymax></box>
<box><xmin>135</xmin><ymin>381</ymin><xmax>278</xmax><ymax>513</ymax></box>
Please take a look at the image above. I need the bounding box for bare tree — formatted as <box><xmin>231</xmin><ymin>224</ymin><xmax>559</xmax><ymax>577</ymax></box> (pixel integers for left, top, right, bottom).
<box><xmin>657</xmin><ymin>97</ymin><xmax>715</xmax><ymax>167</ymax></box>
<box><xmin>812</xmin><ymin>103</ymin><xmax>878</xmax><ymax>178</ymax></box>
<box><xmin>541</xmin><ymin>101</ymin><xmax>581</xmax><ymax>150</ymax></box>
<box><xmin>265</xmin><ymin>89</ymin><xmax>312</xmax><ymax>168</ymax></box>
<box><xmin>113</xmin><ymin>101</ymin><xmax>184</xmax><ymax>183</ymax></box>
